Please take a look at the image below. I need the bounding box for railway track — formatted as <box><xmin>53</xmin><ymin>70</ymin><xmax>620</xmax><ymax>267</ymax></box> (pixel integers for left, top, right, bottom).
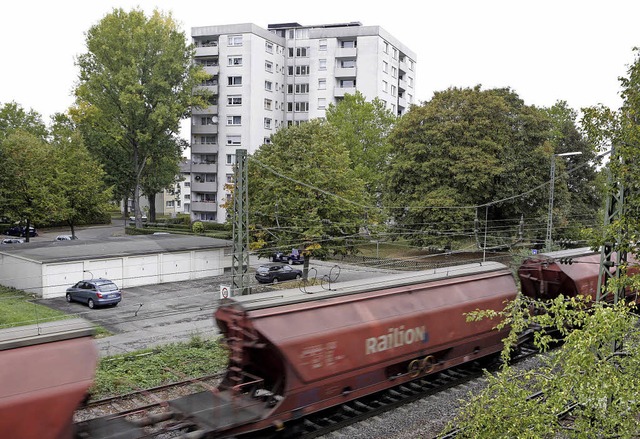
<box><xmin>274</xmin><ymin>343</ymin><xmax>540</xmax><ymax>439</ymax></box>
<box><xmin>74</xmin><ymin>372</ymin><xmax>225</xmax><ymax>437</ymax></box>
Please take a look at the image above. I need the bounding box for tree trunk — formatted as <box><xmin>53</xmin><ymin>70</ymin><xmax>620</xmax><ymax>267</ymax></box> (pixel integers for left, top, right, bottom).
<box><xmin>133</xmin><ymin>185</ymin><xmax>142</xmax><ymax>228</ymax></box>
<box><xmin>24</xmin><ymin>219</ymin><xmax>31</xmax><ymax>243</ymax></box>
<box><xmin>148</xmin><ymin>193</ymin><xmax>156</xmax><ymax>222</ymax></box>
<box><xmin>123</xmin><ymin>197</ymin><xmax>129</xmax><ymax>226</ymax></box>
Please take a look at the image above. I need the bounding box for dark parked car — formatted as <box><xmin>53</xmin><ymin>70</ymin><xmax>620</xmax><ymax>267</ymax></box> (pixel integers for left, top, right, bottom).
<box><xmin>255</xmin><ymin>264</ymin><xmax>303</xmax><ymax>284</ymax></box>
<box><xmin>270</xmin><ymin>249</ymin><xmax>305</xmax><ymax>265</ymax></box>
<box><xmin>5</xmin><ymin>226</ymin><xmax>37</xmax><ymax>237</ymax></box>
<box><xmin>66</xmin><ymin>279</ymin><xmax>122</xmax><ymax>309</ymax></box>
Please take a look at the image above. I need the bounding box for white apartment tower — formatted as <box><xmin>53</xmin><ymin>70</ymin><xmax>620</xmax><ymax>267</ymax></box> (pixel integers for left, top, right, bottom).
<box><xmin>190</xmin><ymin>22</ymin><xmax>416</xmax><ymax>223</ymax></box>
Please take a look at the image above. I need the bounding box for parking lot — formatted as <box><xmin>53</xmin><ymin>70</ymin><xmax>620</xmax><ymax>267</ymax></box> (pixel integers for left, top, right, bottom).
<box><xmin>22</xmin><ymin>220</ymin><xmax>398</xmax><ymax>356</ymax></box>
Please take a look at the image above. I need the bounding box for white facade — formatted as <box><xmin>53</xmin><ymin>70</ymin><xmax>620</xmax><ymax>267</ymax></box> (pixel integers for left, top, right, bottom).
<box><xmin>190</xmin><ymin>22</ymin><xmax>416</xmax><ymax>223</ymax></box>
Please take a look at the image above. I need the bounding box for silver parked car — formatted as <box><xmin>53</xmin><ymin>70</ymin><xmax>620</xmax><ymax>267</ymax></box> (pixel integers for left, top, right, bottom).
<box><xmin>66</xmin><ymin>279</ymin><xmax>122</xmax><ymax>309</ymax></box>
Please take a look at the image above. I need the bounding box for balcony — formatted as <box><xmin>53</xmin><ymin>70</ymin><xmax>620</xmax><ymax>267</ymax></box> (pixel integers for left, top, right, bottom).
<box><xmin>191</xmin><ymin>143</ymin><xmax>219</xmax><ymax>154</ymax></box>
<box><xmin>203</xmin><ymin>65</ymin><xmax>220</xmax><ymax>76</ymax></box>
<box><xmin>335</xmin><ymin>47</ymin><xmax>357</xmax><ymax>58</ymax></box>
<box><xmin>334</xmin><ymin>87</ymin><xmax>356</xmax><ymax>97</ymax></box>
<box><xmin>195</xmin><ymin>46</ymin><xmax>218</xmax><ymax>57</ymax></box>
<box><xmin>334</xmin><ymin>67</ymin><xmax>357</xmax><ymax>77</ymax></box>
<box><xmin>191</xmin><ymin>124</ymin><xmax>218</xmax><ymax>135</ymax></box>
<box><xmin>192</xmin><ymin>105</ymin><xmax>218</xmax><ymax>115</ymax></box>
<box><xmin>191</xmin><ymin>201</ymin><xmax>218</xmax><ymax>213</ymax></box>
<box><xmin>191</xmin><ymin>162</ymin><xmax>217</xmax><ymax>173</ymax></box>
<box><xmin>191</xmin><ymin>181</ymin><xmax>216</xmax><ymax>192</ymax></box>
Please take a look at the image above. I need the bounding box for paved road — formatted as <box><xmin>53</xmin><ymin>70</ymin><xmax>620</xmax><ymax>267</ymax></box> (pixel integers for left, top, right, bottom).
<box><xmin>33</xmin><ymin>221</ymin><xmax>399</xmax><ymax>357</ymax></box>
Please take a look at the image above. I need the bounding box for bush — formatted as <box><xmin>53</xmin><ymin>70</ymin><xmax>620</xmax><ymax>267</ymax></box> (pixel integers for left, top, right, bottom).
<box><xmin>192</xmin><ymin>221</ymin><xmax>205</xmax><ymax>234</ymax></box>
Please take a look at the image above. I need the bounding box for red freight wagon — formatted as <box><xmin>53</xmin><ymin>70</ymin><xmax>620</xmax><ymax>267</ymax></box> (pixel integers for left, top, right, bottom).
<box><xmin>169</xmin><ymin>261</ymin><xmax>517</xmax><ymax>437</ymax></box>
<box><xmin>0</xmin><ymin>319</ymin><xmax>97</xmax><ymax>439</ymax></box>
<box><xmin>518</xmin><ymin>247</ymin><xmax>638</xmax><ymax>302</ymax></box>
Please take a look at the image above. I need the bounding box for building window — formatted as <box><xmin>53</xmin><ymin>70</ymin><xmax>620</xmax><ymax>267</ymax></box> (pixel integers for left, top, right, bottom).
<box><xmin>382</xmin><ymin>80</ymin><xmax>388</xmax><ymax>92</ymax></box>
<box><xmin>185</xmin><ymin>194</ymin><xmax>190</xmax><ymax>200</ymax></box>
<box><xmin>198</xmin><ymin>135</ymin><xmax>217</xmax><ymax>144</ymax></box>
<box><xmin>228</xmin><ymin>56</ymin><xmax>242</xmax><ymax>66</ymax></box>
<box><xmin>296</xmin><ymin>47</ymin><xmax>309</xmax><ymax>57</ymax></box>
<box><xmin>286</xmin><ymin>84</ymin><xmax>293</xmax><ymax>94</ymax></box>
<box><xmin>201</xmin><ymin>116</ymin><xmax>215</xmax><ymax>125</ymax></box>
<box><xmin>287</xmin><ymin>66</ymin><xmax>294</xmax><ymax>76</ymax></box>
<box><xmin>340</xmin><ymin>40</ymin><xmax>356</xmax><ymax>48</ymax></box>
<box><xmin>319</xmin><ymin>59</ymin><xmax>327</xmax><ymax>71</ymax></box>
<box><xmin>341</xmin><ymin>59</ymin><xmax>356</xmax><ymax>68</ymax></box>
<box><xmin>319</xmin><ymin>39</ymin><xmax>327</xmax><ymax>51</ymax></box>
<box><xmin>264</xmin><ymin>136</ymin><xmax>271</xmax><ymax>144</ymax></box>
<box><xmin>295</xmin><ymin>102</ymin><xmax>309</xmax><ymax>112</ymax></box>
<box><xmin>166</xmin><ymin>200</ymin><xmax>175</xmax><ymax>208</ymax></box>
<box><xmin>339</xmin><ymin>79</ymin><xmax>356</xmax><ymax>88</ymax></box>
<box><xmin>391</xmin><ymin>85</ymin><xmax>397</xmax><ymax>97</ymax></box>
<box><xmin>408</xmin><ymin>77</ymin><xmax>414</xmax><ymax>88</ymax></box>
<box><xmin>197</xmin><ymin>57</ymin><xmax>218</xmax><ymax>67</ymax></box>
<box><xmin>318</xmin><ymin>98</ymin><xmax>326</xmax><ymax>109</ymax></box>
<box><xmin>295</xmin><ymin>83</ymin><xmax>309</xmax><ymax>94</ymax></box>
<box><xmin>392</xmin><ymin>48</ymin><xmax>398</xmax><ymax>60</ymax></box>
<box><xmin>384</xmin><ymin>41</ymin><xmax>389</xmax><ymax>53</ymax></box>
<box><xmin>383</xmin><ymin>61</ymin><xmax>388</xmax><ymax>73</ymax></box>
<box><xmin>265</xmin><ymin>41</ymin><xmax>273</xmax><ymax>53</ymax></box>
<box><xmin>227</xmin><ymin>135</ymin><xmax>241</xmax><ymax>145</ymax></box>
<box><xmin>264</xmin><ymin>118</ymin><xmax>272</xmax><ymax>129</ymax></box>
<box><xmin>295</xmin><ymin>65</ymin><xmax>309</xmax><ymax>76</ymax></box>
<box><xmin>228</xmin><ymin>76</ymin><xmax>242</xmax><ymax>86</ymax></box>
<box><xmin>265</xmin><ymin>61</ymin><xmax>273</xmax><ymax>72</ymax></box>
<box><xmin>391</xmin><ymin>66</ymin><xmax>397</xmax><ymax>78</ymax></box>
<box><xmin>265</xmin><ymin>80</ymin><xmax>273</xmax><ymax>91</ymax></box>
<box><xmin>201</xmin><ymin>77</ymin><xmax>218</xmax><ymax>86</ymax></box>
<box><xmin>287</xmin><ymin>102</ymin><xmax>293</xmax><ymax>112</ymax></box>
<box><xmin>228</xmin><ymin>35</ymin><xmax>243</xmax><ymax>46</ymax></box>
<box><xmin>227</xmin><ymin>115</ymin><xmax>241</xmax><ymax>125</ymax></box>
<box><xmin>226</xmin><ymin>154</ymin><xmax>235</xmax><ymax>165</ymax></box>
<box><xmin>226</xmin><ymin>173</ymin><xmax>234</xmax><ymax>183</ymax></box>
<box><xmin>227</xmin><ymin>95</ymin><xmax>242</xmax><ymax>106</ymax></box>
<box><xmin>318</xmin><ymin>78</ymin><xmax>326</xmax><ymax>90</ymax></box>
<box><xmin>264</xmin><ymin>98</ymin><xmax>272</xmax><ymax>110</ymax></box>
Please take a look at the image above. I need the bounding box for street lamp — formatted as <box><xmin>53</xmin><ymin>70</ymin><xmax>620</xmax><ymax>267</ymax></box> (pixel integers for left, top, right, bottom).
<box><xmin>546</xmin><ymin>151</ymin><xmax>582</xmax><ymax>251</ymax></box>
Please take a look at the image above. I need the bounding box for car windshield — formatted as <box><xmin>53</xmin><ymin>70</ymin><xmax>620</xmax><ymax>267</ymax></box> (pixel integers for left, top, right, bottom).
<box><xmin>97</xmin><ymin>282</ymin><xmax>119</xmax><ymax>292</ymax></box>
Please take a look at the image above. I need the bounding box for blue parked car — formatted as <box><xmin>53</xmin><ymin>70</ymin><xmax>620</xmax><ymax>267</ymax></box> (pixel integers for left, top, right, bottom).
<box><xmin>66</xmin><ymin>279</ymin><xmax>122</xmax><ymax>309</ymax></box>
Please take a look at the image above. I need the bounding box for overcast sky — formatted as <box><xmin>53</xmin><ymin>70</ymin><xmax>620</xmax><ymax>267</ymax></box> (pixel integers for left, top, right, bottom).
<box><xmin>2</xmin><ymin>0</ymin><xmax>638</xmax><ymax>129</ymax></box>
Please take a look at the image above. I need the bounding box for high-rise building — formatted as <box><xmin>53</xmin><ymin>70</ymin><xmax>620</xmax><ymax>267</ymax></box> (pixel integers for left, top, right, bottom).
<box><xmin>190</xmin><ymin>22</ymin><xmax>416</xmax><ymax>223</ymax></box>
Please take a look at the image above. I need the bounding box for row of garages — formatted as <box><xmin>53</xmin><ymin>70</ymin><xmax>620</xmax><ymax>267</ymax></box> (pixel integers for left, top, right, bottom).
<box><xmin>0</xmin><ymin>234</ymin><xmax>232</xmax><ymax>298</ymax></box>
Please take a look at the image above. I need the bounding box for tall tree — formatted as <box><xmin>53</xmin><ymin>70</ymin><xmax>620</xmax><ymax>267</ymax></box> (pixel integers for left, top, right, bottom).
<box><xmin>0</xmin><ymin>130</ymin><xmax>65</xmax><ymax>241</ymax></box>
<box><xmin>248</xmin><ymin>120</ymin><xmax>367</xmax><ymax>261</ymax></box>
<box><xmin>50</xmin><ymin>113</ymin><xmax>112</xmax><ymax>237</ymax></box>
<box><xmin>0</xmin><ymin>101</ymin><xmax>48</xmax><ymax>142</ymax></box>
<box><xmin>385</xmin><ymin>86</ymin><xmax>596</xmax><ymax>248</ymax></box>
<box><xmin>72</xmin><ymin>8</ymin><xmax>208</xmax><ymax>227</ymax></box>
<box><xmin>325</xmin><ymin>91</ymin><xmax>395</xmax><ymax>203</ymax></box>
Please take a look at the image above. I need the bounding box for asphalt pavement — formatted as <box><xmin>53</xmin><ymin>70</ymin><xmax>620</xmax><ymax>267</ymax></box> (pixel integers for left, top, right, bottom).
<box><xmin>31</xmin><ymin>221</ymin><xmax>400</xmax><ymax>357</ymax></box>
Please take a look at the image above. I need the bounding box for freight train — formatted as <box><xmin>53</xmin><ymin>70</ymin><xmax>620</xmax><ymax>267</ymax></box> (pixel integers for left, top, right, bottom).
<box><xmin>0</xmin><ymin>252</ymin><xmax>625</xmax><ymax>438</ymax></box>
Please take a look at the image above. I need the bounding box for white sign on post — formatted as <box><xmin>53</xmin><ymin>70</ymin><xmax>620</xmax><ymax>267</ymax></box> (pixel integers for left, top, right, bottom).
<box><xmin>219</xmin><ymin>285</ymin><xmax>231</xmax><ymax>299</ymax></box>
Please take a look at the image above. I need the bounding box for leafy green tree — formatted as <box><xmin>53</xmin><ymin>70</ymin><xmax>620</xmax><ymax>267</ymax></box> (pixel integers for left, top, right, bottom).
<box><xmin>50</xmin><ymin>113</ymin><xmax>112</xmax><ymax>237</ymax></box>
<box><xmin>140</xmin><ymin>136</ymin><xmax>186</xmax><ymax>222</ymax></box>
<box><xmin>543</xmin><ymin>101</ymin><xmax>602</xmax><ymax>241</ymax></box>
<box><xmin>0</xmin><ymin>101</ymin><xmax>48</xmax><ymax>142</ymax></box>
<box><xmin>386</xmin><ymin>86</ymin><xmax>597</xmax><ymax>248</ymax></box>
<box><xmin>0</xmin><ymin>130</ymin><xmax>65</xmax><ymax>241</ymax></box>
<box><xmin>449</xmin><ymin>297</ymin><xmax>640</xmax><ymax>438</ymax></box>
<box><xmin>72</xmin><ymin>8</ymin><xmax>208</xmax><ymax>227</ymax></box>
<box><xmin>248</xmin><ymin>120</ymin><xmax>367</xmax><ymax>262</ymax></box>
<box><xmin>325</xmin><ymin>91</ymin><xmax>395</xmax><ymax>203</ymax></box>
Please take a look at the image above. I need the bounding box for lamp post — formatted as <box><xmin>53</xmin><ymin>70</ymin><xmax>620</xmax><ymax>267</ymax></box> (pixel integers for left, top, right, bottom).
<box><xmin>546</xmin><ymin>151</ymin><xmax>582</xmax><ymax>251</ymax></box>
